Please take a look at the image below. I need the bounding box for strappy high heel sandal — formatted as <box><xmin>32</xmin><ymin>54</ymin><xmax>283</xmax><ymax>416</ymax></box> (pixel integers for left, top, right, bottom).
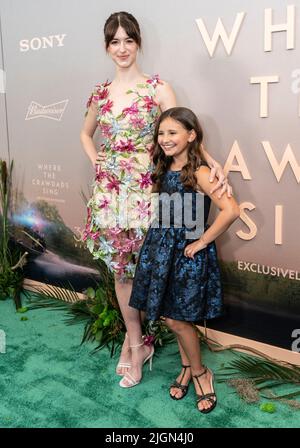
<box><xmin>193</xmin><ymin>366</ymin><xmax>217</xmax><ymax>414</ymax></box>
<box><xmin>116</xmin><ymin>333</ymin><xmax>131</xmax><ymax>376</ymax></box>
<box><xmin>169</xmin><ymin>365</ymin><xmax>191</xmax><ymax>400</ymax></box>
<box><xmin>119</xmin><ymin>341</ymin><xmax>154</xmax><ymax>388</ymax></box>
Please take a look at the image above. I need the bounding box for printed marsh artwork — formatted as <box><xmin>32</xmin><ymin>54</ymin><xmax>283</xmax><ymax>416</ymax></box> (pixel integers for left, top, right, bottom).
<box><xmin>12</xmin><ymin>192</ymin><xmax>100</xmax><ymax>291</ymax></box>
<box><xmin>208</xmin><ymin>260</ymin><xmax>300</xmax><ymax>349</ymax></box>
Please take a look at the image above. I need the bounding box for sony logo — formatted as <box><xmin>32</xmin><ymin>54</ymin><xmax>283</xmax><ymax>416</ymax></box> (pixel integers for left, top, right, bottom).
<box><xmin>20</xmin><ymin>34</ymin><xmax>66</xmax><ymax>52</ymax></box>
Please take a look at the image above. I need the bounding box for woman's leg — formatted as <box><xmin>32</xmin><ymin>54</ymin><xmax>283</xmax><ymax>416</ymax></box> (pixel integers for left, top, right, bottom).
<box><xmin>115</xmin><ymin>278</ymin><xmax>151</xmax><ymax>381</ymax></box>
<box><xmin>165</xmin><ymin>318</ymin><xmax>216</xmax><ymax>411</ymax></box>
<box><xmin>115</xmin><ymin>277</ymin><xmax>142</xmax><ymax>374</ymax></box>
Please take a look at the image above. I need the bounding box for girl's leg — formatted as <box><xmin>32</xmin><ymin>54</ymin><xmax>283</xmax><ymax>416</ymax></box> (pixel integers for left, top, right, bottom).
<box><xmin>165</xmin><ymin>318</ymin><xmax>216</xmax><ymax>412</ymax></box>
<box><xmin>170</xmin><ymin>337</ymin><xmax>192</xmax><ymax>400</ymax></box>
<box><xmin>169</xmin><ymin>338</ymin><xmax>191</xmax><ymax>399</ymax></box>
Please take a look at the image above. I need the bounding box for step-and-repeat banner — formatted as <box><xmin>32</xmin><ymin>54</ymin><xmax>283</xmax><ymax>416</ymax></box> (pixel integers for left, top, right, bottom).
<box><xmin>0</xmin><ymin>0</ymin><xmax>299</xmax><ymax>350</ymax></box>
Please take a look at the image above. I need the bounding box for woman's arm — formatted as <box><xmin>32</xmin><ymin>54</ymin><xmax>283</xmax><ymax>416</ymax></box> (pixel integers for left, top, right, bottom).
<box><xmin>155</xmin><ymin>81</ymin><xmax>177</xmax><ymax>112</ymax></box>
<box><xmin>184</xmin><ymin>165</ymin><xmax>240</xmax><ymax>258</ymax></box>
<box><xmin>80</xmin><ymin>102</ymin><xmax>99</xmax><ymax>167</ymax></box>
<box><xmin>201</xmin><ymin>144</ymin><xmax>232</xmax><ymax>198</ymax></box>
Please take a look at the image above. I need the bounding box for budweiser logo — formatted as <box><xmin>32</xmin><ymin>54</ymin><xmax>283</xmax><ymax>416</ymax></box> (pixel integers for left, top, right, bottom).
<box><xmin>25</xmin><ymin>100</ymin><xmax>69</xmax><ymax>121</ymax></box>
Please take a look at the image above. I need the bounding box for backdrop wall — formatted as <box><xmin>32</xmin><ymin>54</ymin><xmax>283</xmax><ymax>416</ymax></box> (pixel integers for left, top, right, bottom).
<box><xmin>0</xmin><ymin>12</ymin><xmax>8</xmax><ymax>160</ymax></box>
<box><xmin>0</xmin><ymin>0</ymin><xmax>299</xmax><ymax>351</ymax></box>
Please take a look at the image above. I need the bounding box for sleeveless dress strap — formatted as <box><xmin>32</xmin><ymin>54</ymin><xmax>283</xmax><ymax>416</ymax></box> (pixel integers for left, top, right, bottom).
<box><xmin>147</xmin><ymin>74</ymin><xmax>161</xmax><ymax>87</ymax></box>
<box><xmin>85</xmin><ymin>80</ymin><xmax>111</xmax><ymax>115</ymax></box>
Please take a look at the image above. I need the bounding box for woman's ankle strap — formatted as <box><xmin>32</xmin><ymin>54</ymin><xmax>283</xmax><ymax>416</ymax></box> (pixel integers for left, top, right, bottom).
<box><xmin>130</xmin><ymin>342</ymin><xmax>144</xmax><ymax>349</ymax></box>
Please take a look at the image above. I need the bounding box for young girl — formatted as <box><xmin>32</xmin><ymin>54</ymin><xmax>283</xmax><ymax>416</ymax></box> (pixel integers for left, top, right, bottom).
<box><xmin>127</xmin><ymin>107</ymin><xmax>240</xmax><ymax>413</ymax></box>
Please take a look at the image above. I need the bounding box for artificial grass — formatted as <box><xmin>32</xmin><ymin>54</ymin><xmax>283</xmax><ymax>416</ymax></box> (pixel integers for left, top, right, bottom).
<box><xmin>0</xmin><ymin>296</ymin><xmax>300</xmax><ymax>428</ymax></box>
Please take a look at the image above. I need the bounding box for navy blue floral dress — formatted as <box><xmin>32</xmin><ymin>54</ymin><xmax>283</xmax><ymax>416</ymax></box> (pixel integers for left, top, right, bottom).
<box><xmin>129</xmin><ymin>170</ymin><xmax>223</xmax><ymax>322</ymax></box>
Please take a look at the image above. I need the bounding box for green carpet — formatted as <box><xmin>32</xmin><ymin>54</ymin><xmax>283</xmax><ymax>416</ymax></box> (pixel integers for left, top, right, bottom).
<box><xmin>0</xmin><ymin>296</ymin><xmax>299</xmax><ymax>428</ymax></box>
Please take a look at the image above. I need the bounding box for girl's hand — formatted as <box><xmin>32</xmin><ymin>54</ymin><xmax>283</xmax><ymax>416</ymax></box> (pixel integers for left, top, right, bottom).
<box><xmin>208</xmin><ymin>162</ymin><xmax>233</xmax><ymax>199</ymax></box>
<box><xmin>184</xmin><ymin>237</ymin><xmax>207</xmax><ymax>259</ymax></box>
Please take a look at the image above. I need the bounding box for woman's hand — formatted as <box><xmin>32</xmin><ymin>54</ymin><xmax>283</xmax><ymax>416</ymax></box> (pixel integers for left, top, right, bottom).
<box><xmin>94</xmin><ymin>151</ymin><xmax>106</xmax><ymax>168</ymax></box>
<box><xmin>201</xmin><ymin>145</ymin><xmax>233</xmax><ymax>198</ymax></box>
<box><xmin>208</xmin><ymin>162</ymin><xmax>233</xmax><ymax>198</ymax></box>
<box><xmin>184</xmin><ymin>237</ymin><xmax>207</xmax><ymax>259</ymax></box>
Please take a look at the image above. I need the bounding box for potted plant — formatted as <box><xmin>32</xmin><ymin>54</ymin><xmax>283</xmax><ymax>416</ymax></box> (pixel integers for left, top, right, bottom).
<box><xmin>0</xmin><ymin>159</ymin><xmax>27</xmax><ymax>309</ymax></box>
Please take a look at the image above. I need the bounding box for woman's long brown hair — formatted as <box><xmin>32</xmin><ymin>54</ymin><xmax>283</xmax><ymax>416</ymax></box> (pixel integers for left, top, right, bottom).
<box><xmin>104</xmin><ymin>12</ymin><xmax>142</xmax><ymax>49</ymax></box>
<box><xmin>151</xmin><ymin>107</ymin><xmax>206</xmax><ymax>193</ymax></box>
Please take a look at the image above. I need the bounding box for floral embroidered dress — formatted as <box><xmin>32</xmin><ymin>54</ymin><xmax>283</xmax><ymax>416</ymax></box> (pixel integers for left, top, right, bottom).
<box><xmin>83</xmin><ymin>75</ymin><xmax>161</xmax><ymax>279</ymax></box>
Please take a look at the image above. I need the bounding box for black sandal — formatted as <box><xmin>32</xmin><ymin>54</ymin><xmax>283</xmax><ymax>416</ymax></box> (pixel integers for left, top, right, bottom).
<box><xmin>169</xmin><ymin>364</ymin><xmax>191</xmax><ymax>400</ymax></box>
<box><xmin>193</xmin><ymin>366</ymin><xmax>217</xmax><ymax>414</ymax></box>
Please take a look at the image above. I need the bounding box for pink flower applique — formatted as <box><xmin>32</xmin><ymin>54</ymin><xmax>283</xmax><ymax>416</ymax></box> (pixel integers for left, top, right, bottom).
<box><xmin>87</xmin><ymin>82</ymin><xmax>111</xmax><ymax>108</ymax></box>
<box><xmin>146</xmin><ymin>74</ymin><xmax>162</xmax><ymax>86</ymax></box>
<box><xmin>99</xmin><ymin>197</ymin><xmax>111</xmax><ymax>210</ymax></box>
<box><xmin>82</xmin><ymin>226</ymin><xmax>99</xmax><ymax>242</ymax></box>
<box><xmin>143</xmin><ymin>96</ymin><xmax>157</xmax><ymax>112</ymax></box>
<box><xmin>82</xmin><ymin>229</ymin><xmax>89</xmax><ymax>241</ymax></box>
<box><xmin>95</xmin><ymin>165</ymin><xmax>107</xmax><ymax>182</ymax></box>
<box><xmin>138</xmin><ymin>172</ymin><xmax>152</xmax><ymax>189</ymax></box>
<box><xmin>114</xmin><ymin>139</ymin><xmax>135</xmax><ymax>153</ymax></box>
<box><xmin>101</xmin><ymin>99</ymin><xmax>113</xmax><ymax>115</ymax></box>
<box><xmin>123</xmin><ymin>102</ymin><xmax>139</xmax><ymax>116</ymax></box>
<box><xmin>107</xmin><ymin>227</ymin><xmax>123</xmax><ymax>238</ymax></box>
<box><xmin>97</xmin><ymin>87</ymin><xmax>109</xmax><ymax>100</ymax></box>
<box><xmin>119</xmin><ymin>158</ymin><xmax>135</xmax><ymax>173</ymax></box>
<box><xmin>143</xmin><ymin>335</ymin><xmax>155</xmax><ymax>346</ymax></box>
<box><xmin>91</xmin><ymin>231</ymin><xmax>100</xmax><ymax>241</ymax></box>
<box><xmin>112</xmin><ymin>261</ymin><xmax>127</xmax><ymax>276</ymax></box>
<box><xmin>86</xmin><ymin>207</ymin><xmax>92</xmax><ymax>222</ymax></box>
<box><xmin>106</xmin><ymin>176</ymin><xmax>121</xmax><ymax>193</ymax></box>
<box><xmin>130</xmin><ymin>116</ymin><xmax>146</xmax><ymax>129</ymax></box>
<box><xmin>113</xmin><ymin>238</ymin><xmax>133</xmax><ymax>256</ymax></box>
<box><xmin>136</xmin><ymin>200</ymin><xmax>151</xmax><ymax>219</ymax></box>
<box><xmin>100</xmin><ymin>123</ymin><xmax>112</xmax><ymax>138</ymax></box>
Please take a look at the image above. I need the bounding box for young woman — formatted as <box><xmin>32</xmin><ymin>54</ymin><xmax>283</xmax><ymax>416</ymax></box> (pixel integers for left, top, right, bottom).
<box><xmin>80</xmin><ymin>12</ymin><xmax>232</xmax><ymax>384</ymax></box>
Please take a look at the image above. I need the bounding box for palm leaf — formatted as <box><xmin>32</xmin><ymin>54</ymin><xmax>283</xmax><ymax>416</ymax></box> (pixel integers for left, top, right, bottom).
<box><xmin>261</xmin><ymin>389</ymin><xmax>300</xmax><ymax>399</ymax></box>
<box><xmin>218</xmin><ymin>353</ymin><xmax>300</xmax><ymax>401</ymax></box>
<box><xmin>218</xmin><ymin>354</ymin><xmax>300</xmax><ymax>384</ymax></box>
<box><xmin>26</xmin><ymin>283</ymin><xmax>82</xmax><ymax>308</ymax></box>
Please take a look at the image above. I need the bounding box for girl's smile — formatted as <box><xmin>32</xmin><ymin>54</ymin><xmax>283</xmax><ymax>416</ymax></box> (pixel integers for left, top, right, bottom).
<box><xmin>158</xmin><ymin>117</ymin><xmax>196</xmax><ymax>159</ymax></box>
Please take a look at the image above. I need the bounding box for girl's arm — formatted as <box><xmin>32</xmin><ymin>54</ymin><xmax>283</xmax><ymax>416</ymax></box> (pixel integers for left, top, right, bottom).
<box><xmin>80</xmin><ymin>101</ymin><xmax>99</xmax><ymax>167</ymax></box>
<box><xmin>184</xmin><ymin>165</ymin><xmax>240</xmax><ymax>259</ymax></box>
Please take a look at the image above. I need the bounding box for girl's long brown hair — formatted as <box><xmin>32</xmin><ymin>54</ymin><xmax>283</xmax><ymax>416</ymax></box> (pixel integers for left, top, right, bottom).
<box><xmin>151</xmin><ymin>107</ymin><xmax>206</xmax><ymax>193</ymax></box>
